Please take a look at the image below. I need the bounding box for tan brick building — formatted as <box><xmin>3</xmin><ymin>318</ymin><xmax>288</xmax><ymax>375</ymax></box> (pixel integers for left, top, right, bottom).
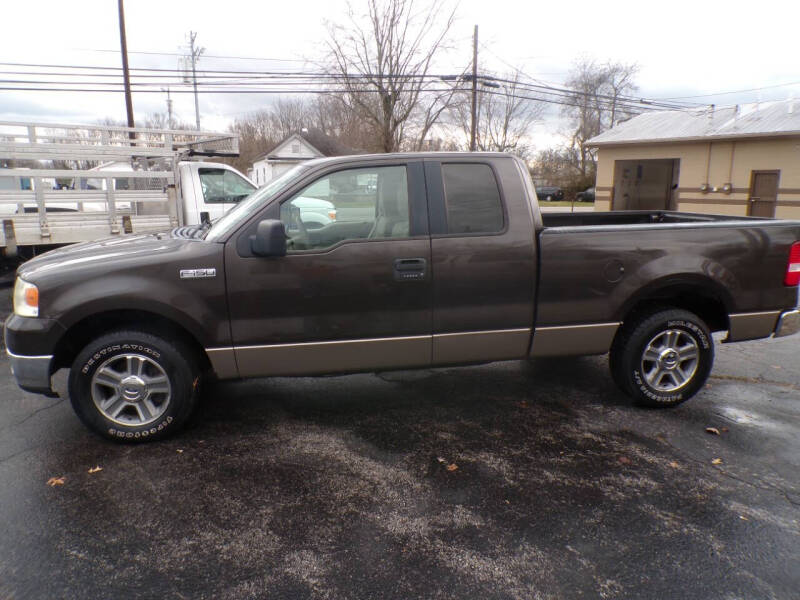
<box><xmin>589</xmin><ymin>100</ymin><xmax>800</xmax><ymax>219</ymax></box>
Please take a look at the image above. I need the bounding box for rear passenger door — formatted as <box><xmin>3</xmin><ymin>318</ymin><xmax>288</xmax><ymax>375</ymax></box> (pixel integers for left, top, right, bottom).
<box><xmin>425</xmin><ymin>158</ymin><xmax>537</xmax><ymax>365</ymax></box>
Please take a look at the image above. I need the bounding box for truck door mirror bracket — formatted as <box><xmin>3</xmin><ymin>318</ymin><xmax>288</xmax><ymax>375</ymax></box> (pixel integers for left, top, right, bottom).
<box><xmin>250</xmin><ymin>219</ymin><xmax>287</xmax><ymax>257</ymax></box>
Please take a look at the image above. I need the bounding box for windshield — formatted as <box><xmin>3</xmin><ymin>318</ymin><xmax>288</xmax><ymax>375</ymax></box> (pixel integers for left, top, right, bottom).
<box><xmin>204</xmin><ymin>165</ymin><xmax>309</xmax><ymax>241</ymax></box>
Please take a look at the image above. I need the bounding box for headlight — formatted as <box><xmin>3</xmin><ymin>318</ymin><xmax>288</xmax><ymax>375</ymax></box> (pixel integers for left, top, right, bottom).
<box><xmin>13</xmin><ymin>278</ymin><xmax>39</xmax><ymax>317</ymax></box>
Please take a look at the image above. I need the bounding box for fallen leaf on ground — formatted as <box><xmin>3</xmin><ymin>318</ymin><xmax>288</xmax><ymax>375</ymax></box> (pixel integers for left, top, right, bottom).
<box><xmin>436</xmin><ymin>457</ymin><xmax>446</xmax><ymax>464</ymax></box>
<box><xmin>668</xmin><ymin>461</ymin><xmax>680</xmax><ymax>468</ymax></box>
<box><xmin>721</xmin><ymin>427</ymin><xmax>729</xmax><ymax>433</ymax></box>
<box><xmin>87</xmin><ymin>466</ymin><xmax>103</xmax><ymax>474</ymax></box>
<box><xmin>446</xmin><ymin>463</ymin><xmax>459</xmax><ymax>472</ymax></box>
<box><xmin>711</xmin><ymin>458</ymin><xmax>723</xmax><ymax>465</ymax></box>
<box><xmin>46</xmin><ymin>476</ymin><xmax>65</xmax><ymax>486</ymax></box>
<box><xmin>176</xmin><ymin>449</ymin><xmax>184</xmax><ymax>454</ymax></box>
<box><xmin>618</xmin><ymin>456</ymin><xmax>631</xmax><ymax>465</ymax></box>
<box><xmin>705</xmin><ymin>427</ymin><xmax>721</xmax><ymax>435</ymax></box>
<box><xmin>771</xmin><ymin>365</ymin><xmax>781</xmax><ymax>369</ymax></box>
<box><xmin>739</xmin><ymin>515</ymin><xmax>749</xmax><ymax>521</ymax></box>
<box><xmin>517</xmin><ymin>401</ymin><xmax>528</xmax><ymax>408</ymax></box>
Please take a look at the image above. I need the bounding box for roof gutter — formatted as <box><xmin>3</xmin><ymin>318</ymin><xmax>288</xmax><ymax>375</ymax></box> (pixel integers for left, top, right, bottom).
<box><xmin>590</xmin><ymin>129</ymin><xmax>800</xmax><ymax>148</ymax></box>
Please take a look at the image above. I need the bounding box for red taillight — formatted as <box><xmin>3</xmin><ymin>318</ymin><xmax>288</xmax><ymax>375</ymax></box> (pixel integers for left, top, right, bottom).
<box><xmin>785</xmin><ymin>242</ymin><xmax>800</xmax><ymax>286</ymax></box>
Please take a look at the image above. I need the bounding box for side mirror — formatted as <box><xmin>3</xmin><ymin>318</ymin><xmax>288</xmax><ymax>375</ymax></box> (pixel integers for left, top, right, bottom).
<box><xmin>250</xmin><ymin>219</ymin><xmax>287</xmax><ymax>257</ymax></box>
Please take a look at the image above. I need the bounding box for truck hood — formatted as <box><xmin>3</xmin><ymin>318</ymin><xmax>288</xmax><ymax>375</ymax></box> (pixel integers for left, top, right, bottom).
<box><xmin>18</xmin><ymin>231</ymin><xmax>210</xmax><ymax>281</ymax></box>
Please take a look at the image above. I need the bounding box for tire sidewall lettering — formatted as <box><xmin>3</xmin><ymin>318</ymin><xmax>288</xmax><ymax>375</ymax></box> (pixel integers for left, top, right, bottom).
<box><xmin>81</xmin><ymin>344</ymin><xmax>162</xmax><ymax>374</ymax></box>
<box><xmin>666</xmin><ymin>320</ymin><xmax>710</xmax><ymax>349</ymax></box>
<box><xmin>107</xmin><ymin>416</ymin><xmax>173</xmax><ymax>439</ymax></box>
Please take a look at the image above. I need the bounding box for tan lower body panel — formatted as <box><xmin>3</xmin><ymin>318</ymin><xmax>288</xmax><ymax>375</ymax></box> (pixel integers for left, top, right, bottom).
<box><xmin>530</xmin><ymin>322</ymin><xmax>620</xmax><ymax>357</ymax></box>
<box><xmin>432</xmin><ymin>328</ymin><xmax>531</xmax><ymax>365</ymax></box>
<box><xmin>232</xmin><ymin>335</ymin><xmax>431</xmax><ymax>378</ymax></box>
<box><xmin>725</xmin><ymin>311</ymin><xmax>781</xmax><ymax>342</ymax></box>
<box><xmin>208</xmin><ymin>328</ymin><xmax>534</xmax><ymax>379</ymax></box>
<box><xmin>206</xmin><ymin>347</ymin><xmax>239</xmax><ymax>380</ymax></box>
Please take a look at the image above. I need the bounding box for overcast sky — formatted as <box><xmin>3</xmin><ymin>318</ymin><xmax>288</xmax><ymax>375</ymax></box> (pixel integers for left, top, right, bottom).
<box><xmin>2</xmin><ymin>0</ymin><xmax>799</xmax><ymax>150</ymax></box>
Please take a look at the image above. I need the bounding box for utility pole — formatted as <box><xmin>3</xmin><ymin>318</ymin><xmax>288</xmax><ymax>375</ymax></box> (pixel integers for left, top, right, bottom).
<box><xmin>117</xmin><ymin>0</ymin><xmax>135</xmax><ymax>140</ymax></box>
<box><xmin>469</xmin><ymin>24</ymin><xmax>478</xmax><ymax>152</ymax></box>
<box><xmin>187</xmin><ymin>31</ymin><xmax>204</xmax><ymax>130</ymax></box>
<box><xmin>162</xmin><ymin>87</ymin><xmax>174</xmax><ymax>128</ymax></box>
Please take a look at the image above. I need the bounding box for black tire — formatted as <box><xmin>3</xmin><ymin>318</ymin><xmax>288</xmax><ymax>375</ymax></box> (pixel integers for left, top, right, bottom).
<box><xmin>68</xmin><ymin>330</ymin><xmax>199</xmax><ymax>442</ymax></box>
<box><xmin>609</xmin><ymin>308</ymin><xmax>713</xmax><ymax>407</ymax></box>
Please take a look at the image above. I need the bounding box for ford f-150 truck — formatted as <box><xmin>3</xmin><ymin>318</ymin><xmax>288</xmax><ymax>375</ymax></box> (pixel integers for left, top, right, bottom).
<box><xmin>5</xmin><ymin>153</ymin><xmax>800</xmax><ymax>442</ymax></box>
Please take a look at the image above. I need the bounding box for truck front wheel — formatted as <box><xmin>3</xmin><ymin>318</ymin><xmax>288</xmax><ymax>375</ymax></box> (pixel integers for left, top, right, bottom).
<box><xmin>68</xmin><ymin>330</ymin><xmax>199</xmax><ymax>442</ymax></box>
<box><xmin>609</xmin><ymin>308</ymin><xmax>714</xmax><ymax>407</ymax></box>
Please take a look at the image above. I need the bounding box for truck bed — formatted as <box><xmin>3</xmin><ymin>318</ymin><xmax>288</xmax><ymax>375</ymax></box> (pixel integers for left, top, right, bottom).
<box><xmin>535</xmin><ymin>209</ymin><xmax>800</xmax><ymax>348</ymax></box>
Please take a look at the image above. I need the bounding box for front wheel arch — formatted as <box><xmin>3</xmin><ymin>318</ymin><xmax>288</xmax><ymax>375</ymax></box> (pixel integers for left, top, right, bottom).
<box><xmin>52</xmin><ymin>309</ymin><xmax>212</xmax><ymax>375</ymax></box>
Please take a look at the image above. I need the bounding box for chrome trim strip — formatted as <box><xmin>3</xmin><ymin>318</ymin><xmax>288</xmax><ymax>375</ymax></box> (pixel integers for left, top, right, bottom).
<box><xmin>725</xmin><ymin>310</ymin><xmax>782</xmax><ymax>343</ymax></box>
<box><xmin>530</xmin><ymin>322</ymin><xmax>621</xmax><ymax>357</ymax></box>
<box><xmin>433</xmin><ymin>327</ymin><xmax>531</xmax><ymax>339</ymax></box>
<box><xmin>6</xmin><ymin>349</ymin><xmax>54</xmax><ymax>361</ymax></box>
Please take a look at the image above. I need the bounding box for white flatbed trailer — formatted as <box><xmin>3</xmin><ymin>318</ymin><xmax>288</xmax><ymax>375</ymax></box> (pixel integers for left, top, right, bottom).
<box><xmin>0</xmin><ymin>120</ymin><xmax>240</xmax><ymax>254</ymax></box>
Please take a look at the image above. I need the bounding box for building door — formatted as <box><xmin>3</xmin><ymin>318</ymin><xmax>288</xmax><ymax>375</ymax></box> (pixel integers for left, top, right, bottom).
<box><xmin>612</xmin><ymin>159</ymin><xmax>679</xmax><ymax>210</ymax></box>
<box><xmin>748</xmin><ymin>171</ymin><xmax>779</xmax><ymax>218</ymax></box>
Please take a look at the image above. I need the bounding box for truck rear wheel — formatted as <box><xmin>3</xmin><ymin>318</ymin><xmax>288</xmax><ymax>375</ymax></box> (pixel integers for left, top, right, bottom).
<box><xmin>609</xmin><ymin>308</ymin><xmax>714</xmax><ymax>407</ymax></box>
<box><xmin>68</xmin><ymin>330</ymin><xmax>199</xmax><ymax>442</ymax></box>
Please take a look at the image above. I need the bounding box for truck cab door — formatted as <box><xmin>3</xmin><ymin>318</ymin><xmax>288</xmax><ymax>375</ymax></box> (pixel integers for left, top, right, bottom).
<box><xmin>194</xmin><ymin>167</ymin><xmax>257</xmax><ymax>223</ymax></box>
<box><xmin>223</xmin><ymin>160</ymin><xmax>432</xmax><ymax>377</ymax></box>
<box><xmin>424</xmin><ymin>158</ymin><xmax>537</xmax><ymax>365</ymax></box>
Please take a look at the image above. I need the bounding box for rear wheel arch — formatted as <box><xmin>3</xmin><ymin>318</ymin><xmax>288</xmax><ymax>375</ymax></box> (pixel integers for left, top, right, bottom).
<box><xmin>615</xmin><ymin>277</ymin><xmax>732</xmax><ymax>333</ymax></box>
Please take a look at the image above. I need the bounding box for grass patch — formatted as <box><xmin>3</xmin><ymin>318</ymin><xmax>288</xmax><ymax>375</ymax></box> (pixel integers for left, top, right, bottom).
<box><xmin>539</xmin><ymin>200</ymin><xmax>594</xmax><ymax>207</ymax></box>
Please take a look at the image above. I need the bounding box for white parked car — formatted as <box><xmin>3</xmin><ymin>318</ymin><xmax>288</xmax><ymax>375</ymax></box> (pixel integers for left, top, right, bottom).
<box><xmin>284</xmin><ymin>196</ymin><xmax>337</xmax><ymax>230</ymax></box>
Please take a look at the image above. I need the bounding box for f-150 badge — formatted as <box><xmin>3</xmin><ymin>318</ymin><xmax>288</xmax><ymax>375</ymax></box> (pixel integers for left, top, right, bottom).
<box><xmin>180</xmin><ymin>268</ymin><xmax>216</xmax><ymax>279</ymax></box>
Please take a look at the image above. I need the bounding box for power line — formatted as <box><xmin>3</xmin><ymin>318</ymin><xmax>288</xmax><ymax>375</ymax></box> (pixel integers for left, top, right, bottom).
<box><xmin>654</xmin><ymin>80</ymin><xmax>800</xmax><ymax>100</ymax></box>
<box><xmin>78</xmin><ymin>48</ymin><xmax>311</xmax><ymax>63</ymax></box>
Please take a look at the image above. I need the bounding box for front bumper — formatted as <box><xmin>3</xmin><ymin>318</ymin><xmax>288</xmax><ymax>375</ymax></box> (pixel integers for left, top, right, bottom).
<box><xmin>774</xmin><ymin>309</ymin><xmax>800</xmax><ymax>338</ymax></box>
<box><xmin>6</xmin><ymin>349</ymin><xmax>57</xmax><ymax>397</ymax></box>
<box><xmin>4</xmin><ymin>314</ymin><xmax>64</xmax><ymax>397</ymax></box>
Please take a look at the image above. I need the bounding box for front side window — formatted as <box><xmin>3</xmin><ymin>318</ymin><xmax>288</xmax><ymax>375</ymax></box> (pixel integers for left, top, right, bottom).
<box><xmin>280</xmin><ymin>165</ymin><xmax>409</xmax><ymax>252</ymax></box>
<box><xmin>442</xmin><ymin>163</ymin><xmax>504</xmax><ymax>234</ymax></box>
<box><xmin>199</xmin><ymin>168</ymin><xmax>256</xmax><ymax>204</ymax></box>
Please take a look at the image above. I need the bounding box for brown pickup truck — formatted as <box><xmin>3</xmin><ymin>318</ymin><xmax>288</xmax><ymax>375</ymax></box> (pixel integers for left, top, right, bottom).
<box><xmin>5</xmin><ymin>152</ymin><xmax>800</xmax><ymax>442</ymax></box>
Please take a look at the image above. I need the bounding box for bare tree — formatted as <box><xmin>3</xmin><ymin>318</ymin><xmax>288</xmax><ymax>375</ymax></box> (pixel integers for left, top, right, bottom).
<box><xmin>227</xmin><ymin>95</ymin><xmax>376</xmax><ymax>173</ymax></box>
<box><xmin>448</xmin><ymin>71</ymin><xmax>544</xmax><ymax>157</ymax></box>
<box><xmin>561</xmin><ymin>59</ymin><xmax>638</xmax><ymax>177</ymax></box>
<box><xmin>324</xmin><ymin>0</ymin><xmax>457</xmax><ymax>152</ymax></box>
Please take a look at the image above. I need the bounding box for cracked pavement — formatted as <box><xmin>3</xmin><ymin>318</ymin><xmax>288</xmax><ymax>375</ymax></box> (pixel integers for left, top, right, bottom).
<box><xmin>0</xmin><ymin>286</ymin><xmax>798</xmax><ymax>599</ymax></box>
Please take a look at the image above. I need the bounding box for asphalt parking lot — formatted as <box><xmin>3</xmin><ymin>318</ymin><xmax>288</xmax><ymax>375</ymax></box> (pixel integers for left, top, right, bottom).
<box><xmin>0</xmin><ymin>286</ymin><xmax>798</xmax><ymax>599</ymax></box>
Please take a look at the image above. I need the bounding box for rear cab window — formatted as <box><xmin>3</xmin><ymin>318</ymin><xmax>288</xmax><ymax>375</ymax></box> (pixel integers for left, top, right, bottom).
<box><xmin>442</xmin><ymin>163</ymin><xmax>504</xmax><ymax>234</ymax></box>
